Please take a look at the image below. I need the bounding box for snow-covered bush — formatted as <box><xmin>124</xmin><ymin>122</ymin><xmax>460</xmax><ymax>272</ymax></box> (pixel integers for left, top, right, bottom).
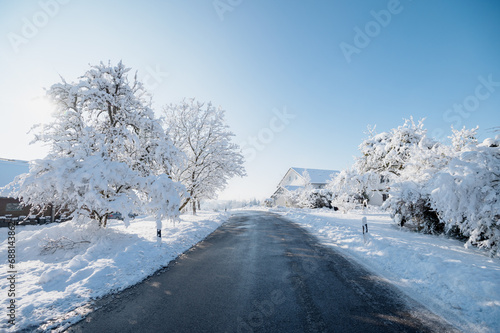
<box><xmin>385</xmin><ymin>134</ymin><xmax>451</xmax><ymax>234</ymax></box>
<box><xmin>281</xmin><ymin>188</ymin><xmax>300</xmax><ymax>208</ymax></box>
<box><xmin>385</xmin><ymin>125</ymin><xmax>500</xmax><ymax>254</ymax></box>
<box><xmin>291</xmin><ymin>188</ymin><xmax>333</xmax><ymax>209</ymax></box>
<box><xmin>282</xmin><ymin>170</ymin><xmax>333</xmax><ymax>209</ymax></box>
<box><xmin>307</xmin><ymin>189</ymin><xmax>334</xmax><ymax>208</ymax></box>
<box><xmin>5</xmin><ymin>61</ymin><xmax>183</xmax><ymax>227</ymax></box>
<box><xmin>430</xmin><ymin>138</ymin><xmax>500</xmax><ymax>253</ymax></box>
<box><xmin>450</xmin><ymin>125</ymin><xmax>479</xmax><ymax>151</ymax></box>
<box><xmin>328</xmin><ymin>169</ymin><xmax>370</xmax><ymax>212</ymax></box>
<box><xmin>264</xmin><ymin>198</ymin><xmax>274</xmax><ymax>207</ymax></box>
<box><xmin>388</xmin><ymin>182</ymin><xmax>443</xmax><ymax>234</ymax></box>
<box><xmin>334</xmin><ymin>118</ymin><xmax>499</xmax><ymax>254</ymax></box>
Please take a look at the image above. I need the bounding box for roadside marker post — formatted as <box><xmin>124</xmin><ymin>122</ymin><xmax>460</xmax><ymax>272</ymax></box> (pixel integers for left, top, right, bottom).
<box><xmin>156</xmin><ymin>219</ymin><xmax>162</xmax><ymax>247</ymax></box>
<box><xmin>362</xmin><ymin>217</ymin><xmax>369</xmax><ymax>244</ymax></box>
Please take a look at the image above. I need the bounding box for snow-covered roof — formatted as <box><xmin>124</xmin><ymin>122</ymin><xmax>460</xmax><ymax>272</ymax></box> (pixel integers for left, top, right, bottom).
<box><xmin>0</xmin><ymin>158</ymin><xmax>29</xmax><ymax>188</ymax></box>
<box><xmin>271</xmin><ymin>185</ymin><xmax>303</xmax><ymax>198</ymax></box>
<box><xmin>291</xmin><ymin>167</ymin><xmax>339</xmax><ymax>184</ymax></box>
<box><xmin>283</xmin><ymin>185</ymin><xmax>302</xmax><ymax>192</ymax></box>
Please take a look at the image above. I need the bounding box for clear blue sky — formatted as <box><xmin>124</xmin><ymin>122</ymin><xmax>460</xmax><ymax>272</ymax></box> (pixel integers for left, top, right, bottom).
<box><xmin>1</xmin><ymin>0</ymin><xmax>499</xmax><ymax>200</ymax></box>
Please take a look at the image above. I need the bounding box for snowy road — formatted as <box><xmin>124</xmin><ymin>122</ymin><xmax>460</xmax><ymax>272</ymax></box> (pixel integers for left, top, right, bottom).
<box><xmin>66</xmin><ymin>211</ymin><xmax>457</xmax><ymax>332</ymax></box>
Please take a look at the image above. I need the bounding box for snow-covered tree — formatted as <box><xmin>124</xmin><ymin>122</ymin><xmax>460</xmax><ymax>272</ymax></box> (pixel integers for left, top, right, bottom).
<box><xmin>162</xmin><ymin>98</ymin><xmax>246</xmax><ymax>214</ymax></box>
<box><xmin>386</xmin><ymin>126</ymin><xmax>479</xmax><ymax>232</ymax></box>
<box><xmin>327</xmin><ymin>118</ymin><xmax>499</xmax><ymax>254</ymax></box>
<box><xmin>384</xmin><ymin>134</ymin><xmax>450</xmax><ymax>233</ymax></box>
<box><xmin>6</xmin><ymin>61</ymin><xmax>183</xmax><ymax>227</ymax></box>
<box><xmin>429</xmin><ymin>136</ymin><xmax>500</xmax><ymax>254</ymax></box>
<box><xmin>332</xmin><ymin>118</ymin><xmax>426</xmax><ymax>210</ymax></box>
<box><xmin>384</xmin><ymin>124</ymin><xmax>500</xmax><ymax>254</ymax></box>
<box><xmin>355</xmin><ymin>117</ymin><xmax>426</xmax><ymax>178</ymax></box>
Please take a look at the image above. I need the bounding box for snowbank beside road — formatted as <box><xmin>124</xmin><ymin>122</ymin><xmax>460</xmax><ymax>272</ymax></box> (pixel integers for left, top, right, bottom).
<box><xmin>0</xmin><ymin>212</ymin><xmax>228</xmax><ymax>332</ymax></box>
<box><xmin>273</xmin><ymin>207</ymin><xmax>500</xmax><ymax>333</ymax></box>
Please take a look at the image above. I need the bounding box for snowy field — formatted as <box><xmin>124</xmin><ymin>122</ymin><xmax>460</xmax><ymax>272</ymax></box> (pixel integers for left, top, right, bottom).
<box><xmin>270</xmin><ymin>207</ymin><xmax>500</xmax><ymax>333</ymax></box>
<box><xmin>0</xmin><ymin>211</ymin><xmax>228</xmax><ymax>332</ymax></box>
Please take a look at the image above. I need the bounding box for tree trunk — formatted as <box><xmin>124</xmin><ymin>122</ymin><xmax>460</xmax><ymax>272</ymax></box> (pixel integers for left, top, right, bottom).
<box><xmin>197</xmin><ymin>200</ymin><xmax>201</xmax><ymax>211</ymax></box>
<box><xmin>100</xmin><ymin>214</ymin><xmax>108</xmax><ymax>228</ymax></box>
<box><xmin>179</xmin><ymin>197</ymin><xmax>190</xmax><ymax>212</ymax></box>
<box><xmin>192</xmin><ymin>200</ymin><xmax>197</xmax><ymax>215</ymax></box>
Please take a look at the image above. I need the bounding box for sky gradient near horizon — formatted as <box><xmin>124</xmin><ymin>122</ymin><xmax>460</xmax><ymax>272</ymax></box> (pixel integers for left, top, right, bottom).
<box><xmin>1</xmin><ymin>0</ymin><xmax>499</xmax><ymax>200</ymax></box>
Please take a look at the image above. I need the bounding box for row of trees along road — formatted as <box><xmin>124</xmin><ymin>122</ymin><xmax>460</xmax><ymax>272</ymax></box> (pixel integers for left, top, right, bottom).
<box><xmin>5</xmin><ymin>61</ymin><xmax>245</xmax><ymax>227</ymax></box>
<box><xmin>329</xmin><ymin>119</ymin><xmax>500</xmax><ymax>256</ymax></box>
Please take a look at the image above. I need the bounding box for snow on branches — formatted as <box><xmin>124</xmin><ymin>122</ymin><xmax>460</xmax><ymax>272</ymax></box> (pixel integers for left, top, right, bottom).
<box><xmin>355</xmin><ymin>117</ymin><xmax>426</xmax><ymax>177</ymax></box>
<box><xmin>163</xmin><ymin>98</ymin><xmax>246</xmax><ymax>214</ymax></box>
<box><xmin>326</xmin><ymin>118</ymin><xmax>428</xmax><ymax>213</ymax></box>
<box><xmin>6</xmin><ymin>61</ymin><xmax>183</xmax><ymax>227</ymax></box>
<box><xmin>334</xmin><ymin>117</ymin><xmax>500</xmax><ymax>255</ymax></box>
<box><xmin>328</xmin><ymin>169</ymin><xmax>381</xmax><ymax>212</ymax></box>
<box><xmin>430</xmin><ymin>140</ymin><xmax>500</xmax><ymax>252</ymax></box>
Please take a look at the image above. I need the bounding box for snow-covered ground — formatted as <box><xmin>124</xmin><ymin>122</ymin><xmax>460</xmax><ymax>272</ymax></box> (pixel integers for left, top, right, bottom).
<box><xmin>0</xmin><ymin>211</ymin><xmax>228</xmax><ymax>332</ymax></box>
<box><xmin>271</xmin><ymin>206</ymin><xmax>500</xmax><ymax>333</ymax></box>
<box><xmin>3</xmin><ymin>207</ymin><xmax>498</xmax><ymax>332</ymax></box>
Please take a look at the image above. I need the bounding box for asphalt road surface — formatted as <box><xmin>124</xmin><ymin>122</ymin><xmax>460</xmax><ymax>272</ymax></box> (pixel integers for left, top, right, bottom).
<box><xmin>66</xmin><ymin>211</ymin><xmax>458</xmax><ymax>333</ymax></box>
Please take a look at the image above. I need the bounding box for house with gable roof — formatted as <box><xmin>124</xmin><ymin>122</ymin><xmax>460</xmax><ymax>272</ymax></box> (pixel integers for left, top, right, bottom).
<box><xmin>271</xmin><ymin>167</ymin><xmax>339</xmax><ymax>207</ymax></box>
